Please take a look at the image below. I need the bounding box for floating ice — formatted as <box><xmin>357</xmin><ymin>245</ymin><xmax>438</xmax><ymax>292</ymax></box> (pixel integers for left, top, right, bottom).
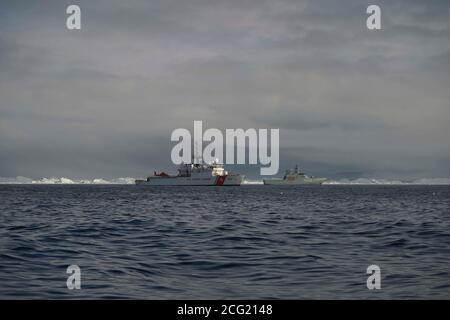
<box><xmin>0</xmin><ymin>176</ymin><xmax>34</xmax><ymax>184</ymax></box>
<box><xmin>324</xmin><ymin>178</ymin><xmax>450</xmax><ymax>185</ymax></box>
<box><xmin>1</xmin><ymin>176</ymin><xmax>450</xmax><ymax>185</ymax></box>
<box><xmin>0</xmin><ymin>176</ymin><xmax>137</xmax><ymax>184</ymax></box>
<box><xmin>242</xmin><ymin>180</ymin><xmax>264</xmax><ymax>185</ymax></box>
<box><xmin>411</xmin><ymin>178</ymin><xmax>450</xmax><ymax>185</ymax></box>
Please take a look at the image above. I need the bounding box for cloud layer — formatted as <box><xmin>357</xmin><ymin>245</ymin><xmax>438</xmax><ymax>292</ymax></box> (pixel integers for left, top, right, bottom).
<box><xmin>1</xmin><ymin>0</ymin><xmax>449</xmax><ymax>179</ymax></box>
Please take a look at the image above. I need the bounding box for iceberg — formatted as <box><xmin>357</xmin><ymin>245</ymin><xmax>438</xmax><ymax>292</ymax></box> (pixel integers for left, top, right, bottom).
<box><xmin>0</xmin><ymin>176</ymin><xmax>137</xmax><ymax>184</ymax></box>
<box><xmin>1</xmin><ymin>176</ymin><xmax>449</xmax><ymax>185</ymax></box>
<box><xmin>243</xmin><ymin>180</ymin><xmax>264</xmax><ymax>185</ymax></box>
<box><xmin>324</xmin><ymin>178</ymin><xmax>450</xmax><ymax>185</ymax></box>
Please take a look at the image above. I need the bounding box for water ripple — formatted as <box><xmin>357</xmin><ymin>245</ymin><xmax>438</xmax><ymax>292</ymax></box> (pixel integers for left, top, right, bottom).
<box><xmin>0</xmin><ymin>185</ymin><xmax>449</xmax><ymax>299</ymax></box>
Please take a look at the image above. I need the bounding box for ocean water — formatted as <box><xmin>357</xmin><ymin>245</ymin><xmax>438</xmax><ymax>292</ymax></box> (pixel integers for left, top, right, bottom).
<box><xmin>0</xmin><ymin>185</ymin><xmax>449</xmax><ymax>299</ymax></box>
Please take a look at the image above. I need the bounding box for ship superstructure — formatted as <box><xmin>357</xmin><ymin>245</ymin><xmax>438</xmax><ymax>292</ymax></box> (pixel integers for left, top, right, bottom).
<box><xmin>135</xmin><ymin>160</ymin><xmax>244</xmax><ymax>186</ymax></box>
<box><xmin>263</xmin><ymin>165</ymin><xmax>326</xmax><ymax>185</ymax></box>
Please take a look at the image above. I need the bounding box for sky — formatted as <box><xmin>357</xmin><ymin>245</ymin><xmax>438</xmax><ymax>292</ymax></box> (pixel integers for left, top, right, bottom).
<box><xmin>0</xmin><ymin>0</ymin><xmax>449</xmax><ymax>180</ymax></box>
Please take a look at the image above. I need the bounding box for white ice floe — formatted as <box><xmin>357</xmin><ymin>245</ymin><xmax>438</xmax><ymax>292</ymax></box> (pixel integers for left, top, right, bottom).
<box><xmin>33</xmin><ymin>177</ymin><xmax>75</xmax><ymax>184</ymax></box>
<box><xmin>110</xmin><ymin>177</ymin><xmax>137</xmax><ymax>184</ymax></box>
<box><xmin>0</xmin><ymin>176</ymin><xmax>137</xmax><ymax>184</ymax></box>
<box><xmin>1</xmin><ymin>176</ymin><xmax>450</xmax><ymax>185</ymax></box>
<box><xmin>324</xmin><ymin>178</ymin><xmax>405</xmax><ymax>185</ymax></box>
<box><xmin>242</xmin><ymin>180</ymin><xmax>264</xmax><ymax>185</ymax></box>
<box><xmin>411</xmin><ymin>178</ymin><xmax>450</xmax><ymax>185</ymax></box>
<box><xmin>324</xmin><ymin>178</ymin><xmax>450</xmax><ymax>185</ymax></box>
<box><xmin>0</xmin><ymin>176</ymin><xmax>34</xmax><ymax>184</ymax></box>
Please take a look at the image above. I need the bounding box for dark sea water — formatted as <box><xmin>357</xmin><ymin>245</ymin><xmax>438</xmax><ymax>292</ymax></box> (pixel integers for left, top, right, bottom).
<box><xmin>1</xmin><ymin>185</ymin><xmax>450</xmax><ymax>299</ymax></box>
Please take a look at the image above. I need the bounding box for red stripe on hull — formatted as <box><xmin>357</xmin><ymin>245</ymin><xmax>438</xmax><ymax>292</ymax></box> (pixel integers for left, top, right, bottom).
<box><xmin>215</xmin><ymin>175</ymin><xmax>227</xmax><ymax>186</ymax></box>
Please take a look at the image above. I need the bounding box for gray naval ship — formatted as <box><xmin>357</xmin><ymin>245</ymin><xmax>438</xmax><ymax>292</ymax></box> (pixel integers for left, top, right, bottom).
<box><xmin>263</xmin><ymin>165</ymin><xmax>327</xmax><ymax>185</ymax></box>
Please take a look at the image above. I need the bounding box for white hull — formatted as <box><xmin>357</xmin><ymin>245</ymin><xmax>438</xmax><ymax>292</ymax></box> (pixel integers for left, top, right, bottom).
<box><xmin>136</xmin><ymin>174</ymin><xmax>244</xmax><ymax>186</ymax></box>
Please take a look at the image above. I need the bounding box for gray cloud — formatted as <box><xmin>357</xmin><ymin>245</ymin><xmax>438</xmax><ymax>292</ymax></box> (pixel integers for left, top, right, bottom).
<box><xmin>0</xmin><ymin>0</ymin><xmax>449</xmax><ymax>179</ymax></box>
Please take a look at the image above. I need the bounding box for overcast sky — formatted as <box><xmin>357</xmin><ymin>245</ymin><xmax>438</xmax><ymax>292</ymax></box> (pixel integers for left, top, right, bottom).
<box><xmin>0</xmin><ymin>0</ymin><xmax>449</xmax><ymax>179</ymax></box>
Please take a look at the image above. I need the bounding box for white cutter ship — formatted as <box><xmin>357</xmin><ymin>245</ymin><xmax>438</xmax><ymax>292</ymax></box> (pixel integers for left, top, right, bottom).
<box><xmin>135</xmin><ymin>160</ymin><xmax>244</xmax><ymax>186</ymax></box>
<box><xmin>263</xmin><ymin>165</ymin><xmax>327</xmax><ymax>185</ymax></box>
